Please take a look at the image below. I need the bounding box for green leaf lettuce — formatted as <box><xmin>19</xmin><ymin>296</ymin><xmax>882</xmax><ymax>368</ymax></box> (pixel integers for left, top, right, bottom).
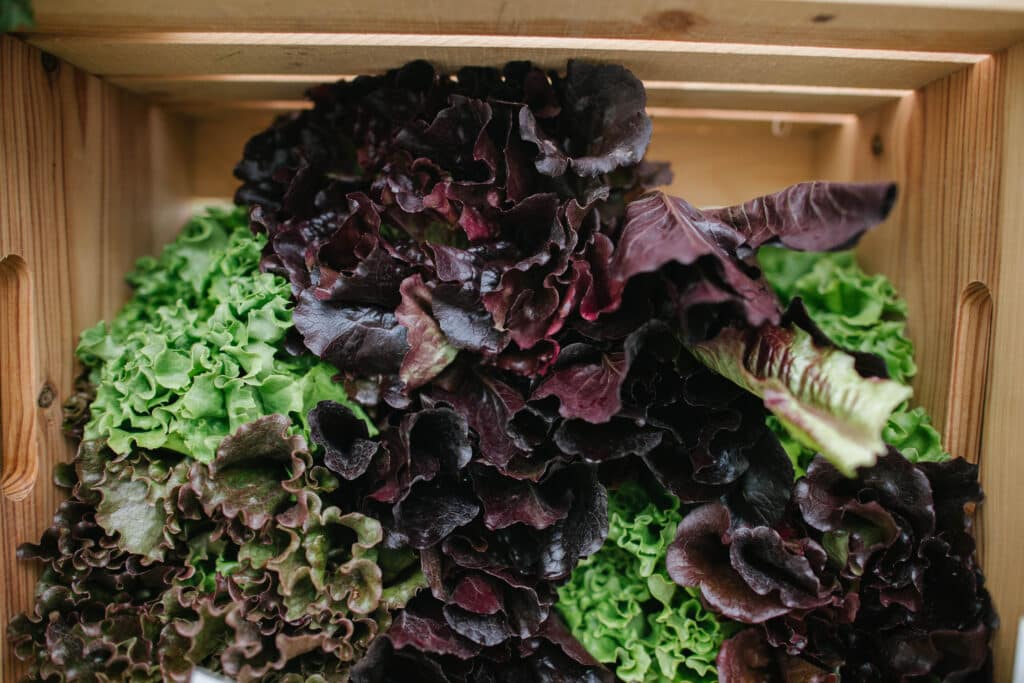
<box><xmin>557</xmin><ymin>481</ymin><xmax>735</xmax><ymax>683</ymax></box>
<box><xmin>78</xmin><ymin>207</ymin><xmax>373</xmax><ymax>462</ymax></box>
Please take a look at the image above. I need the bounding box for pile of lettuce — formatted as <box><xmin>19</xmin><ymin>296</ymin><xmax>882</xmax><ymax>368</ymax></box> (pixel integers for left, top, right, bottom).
<box><xmin>9</xmin><ymin>209</ymin><xmax>420</xmax><ymax>681</ymax></box>
<box><xmin>11</xmin><ymin>59</ymin><xmax>993</xmax><ymax>683</ymax></box>
<box><xmin>555</xmin><ymin>247</ymin><xmax>966</xmax><ymax>681</ymax></box>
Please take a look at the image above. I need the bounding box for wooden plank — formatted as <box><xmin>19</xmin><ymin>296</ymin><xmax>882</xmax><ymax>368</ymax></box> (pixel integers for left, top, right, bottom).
<box><xmin>110</xmin><ymin>75</ymin><xmax>903</xmax><ymax>114</ymax></box>
<box><xmin>824</xmin><ymin>51</ymin><xmax>1017</xmax><ymax>676</ymax></box>
<box><xmin>652</xmin><ymin>118</ymin><xmax>821</xmax><ymax>206</ymax></box>
<box><xmin>0</xmin><ymin>36</ymin><xmax>192</xmax><ymax>680</ymax></box>
<box><xmin>190</xmin><ymin>111</ymin><xmax>279</xmax><ymax>200</ymax></box>
<box><xmin>0</xmin><ymin>40</ymin><xmax>77</xmax><ymax>682</ymax></box>
<box><xmin>22</xmin><ymin>0</ymin><xmax>1024</xmax><ymax>53</ymax></box>
<box><xmin>24</xmin><ymin>33</ymin><xmax>981</xmax><ymax>90</ymax></box>
<box><xmin>980</xmin><ymin>40</ymin><xmax>1024</xmax><ymax>683</ymax></box>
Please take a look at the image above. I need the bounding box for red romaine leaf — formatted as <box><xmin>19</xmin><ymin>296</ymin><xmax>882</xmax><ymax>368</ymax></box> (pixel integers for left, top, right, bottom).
<box><xmin>593</xmin><ymin>191</ymin><xmax>782</xmax><ymax>339</ymax></box>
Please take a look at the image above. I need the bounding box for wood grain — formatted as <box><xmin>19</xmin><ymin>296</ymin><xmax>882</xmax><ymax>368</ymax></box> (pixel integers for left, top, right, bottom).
<box><xmin>0</xmin><ymin>36</ymin><xmax>192</xmax><ymax>680</ymax></box>
<box><xmin>824</xmin><ymin>52</ymin><xmax>1018</xmax><ymax>677</ymax></box>
<box><xmin>0</xmin><ymin>256</ymin><xmax>39</xmax><ymax>501</ymax></box>
<box><xmin>21</xmin><ymin>0</ymin><xmax>1024</xmax><ymax>53</ymax></box>
<box><xmin>980</xmin><ymin>40</ymin><xmax>1024</xmax><ymax>683</ymax></box>
<box><xmin>3</xmin><ymin>10</ymin><xmax>1023</xmax><ymax>679</ymax></box>
<box><xmin>23</xmin><ymin>33</ymin><xmax>981</xmax><ymax>90</ymax></box>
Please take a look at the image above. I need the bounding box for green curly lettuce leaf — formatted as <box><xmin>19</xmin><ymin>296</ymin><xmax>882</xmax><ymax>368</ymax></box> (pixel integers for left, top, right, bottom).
<box><xmin>758</xmin><ymin>247</ymin><xmax>950</xmax><ymax>476</ymax></box>
<box><xmin>557</xmin><ymin>481</ymin><xmax>736</xmax><ymax>682</ymax></box>
<box><xmin>77</xmin><ymin>207</ymin><xmax>374</xmax><ymax>462</ymax></box>
<box><xmin>883</xmin><ymin>405</ymin><xmax>949</xmax><ymax>463</ymax></box>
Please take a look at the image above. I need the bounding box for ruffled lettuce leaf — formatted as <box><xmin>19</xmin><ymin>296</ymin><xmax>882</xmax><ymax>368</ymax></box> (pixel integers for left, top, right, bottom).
<box><xmin>668</xmin><ymin>451</ymin><xmax>995</xmax><ymax>681</ymax></box>
<box><xmin>557</xmin><ymin>481</ymin><xmax>736</xmax><ymax>682</ymax></box>
<box><xmin>688</xmin><ymin>312</ymin><xmax>911</xmax><ymax>476</ymax></box>
<box><xmin>10</xmin><ymin>416</ymin><xmax>425</xmax><ymax>682</ymax></box>
<box><xmin>77</xmin><ymin>207</ymin><xmax>373</xmax><ymax>462</ymax></box>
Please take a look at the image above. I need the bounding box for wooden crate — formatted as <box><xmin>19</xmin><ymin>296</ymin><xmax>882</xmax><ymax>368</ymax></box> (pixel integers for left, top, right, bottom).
<box><xmin>1</xmin><ymin>1</ymin><xmax>1022</xmax><ymax>679</ymax></box>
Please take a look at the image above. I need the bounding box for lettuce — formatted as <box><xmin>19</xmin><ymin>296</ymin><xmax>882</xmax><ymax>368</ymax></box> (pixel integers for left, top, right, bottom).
<box><xmin>77</xmin><ymin>207</ymin><xmax>372</xmax><ymax>462</ymax></box>
<box><xmin>669</xmin><ymin>452</ymin><xmax>994</xmax><ymax>681</ymax></box>
<box><xmin>688</xmin><ymin>311</ymin><xmax>912</xmax><ymax>477</ymax></box>
<box><xmin>557</xmin><ymin>481</ymin><xmax>735</xmax><ymax>683</ymax></box>
<box><xmin>9</xmin><ymin>417</ymin><xmax>424</xmax><ymax>682</ymax></box>
<box><xmin>758</xmin><ymin>247</ymin><xmax>950</xmax><ymax>475</ymax></box>
<box><xmin>758</xmin><ymin>248</ymin><xmax>914</xmax><ymax>382</ymax></box>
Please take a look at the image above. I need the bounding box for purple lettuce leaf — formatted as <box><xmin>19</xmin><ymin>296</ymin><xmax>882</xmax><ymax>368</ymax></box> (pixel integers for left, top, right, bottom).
<box><xmin>587</xmin><ymin>190</ymin><xmax>781</xmax><ymax>339</ymax></box>
<box><xmin>670</xmin><ymin>450</ymin><xmax>994</xmax><ymax>681</ymax></box>
<box><xmin>396</xmin><ymin>274</ymin><xmax>460</xmax><ymax>389</ymax></box>
<box><xmin>705</xmin><ymin>181</ymin><xmax>897</xmax><ymax>252</ymax></box>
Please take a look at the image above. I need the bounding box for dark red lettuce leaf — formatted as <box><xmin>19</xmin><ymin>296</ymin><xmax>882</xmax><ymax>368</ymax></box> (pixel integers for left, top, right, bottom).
<box><xmin>705</xmin><ymin>181</ymin><xmax>897</xmax><ymax>252</ymax></box>
<box><xmin>395</xmin><ymin>274</ymin><xmax>460</xmax><ymax>389</ymax></box>
<box><xmin>519</xmin><ymin>61</ymin><xmax>651</xmax><ymax>178</ymax></box>
<box><xmin>294</xmin><ymin>292</ymin><xmax>409</xmax><ymax>376</ymax></box>
<box><xmin>531</xmin><ymin>344</ymin><xmax>627</xmax><ymax>423</ymax></box>
<box><xmin>589</xmin><ymin>191</ymin><xmax>780</xmax><ymax>340</ymax></box>
<box><xmin>671</xmin><ymin>450</ymin><xmax>995</xmax><ymax>682</ymax></box>
<box><xmin>424</xmin><ymin>368</ymin><xmax>529</xmax><ymax>470</ymax></box>
<box><xmin>666</xmin><ymin>503</ymin><xmax>829</xmax><ymax>623</ymax></box>
<box><xmin>307</xmin><ymin>399</ymin><xmax>608</xmax><ymax>666</ymax></box>
<box><xmin>717</xmin><ymin>628</ymin><xmax>837</xmax><ymax>683</ymax></box>
<box><xmin>471</xmin><ymin>465</ymin><xmax>571</xmax><ymax>531</ymax></box>
<box><xmin>309</xmin><ymin>400</ymin><xmax>380</xmax><ymax>480</ymax></box>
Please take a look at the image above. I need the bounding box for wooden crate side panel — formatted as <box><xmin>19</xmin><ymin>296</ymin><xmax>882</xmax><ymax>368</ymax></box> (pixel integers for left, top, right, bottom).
<box><xmin>830</xmin><ymin>56</ymin><xmax>1002</xmax><ymax>441</ymax></box>
<box><xmin>828</xmin><ymin>54</ymin><xmax>1017</xmax><ymax>677</ymax></box>
<box><xmin>23</xmin><ymin>0</ymin><xmax>1024</xmax><ymax>53</ymax></box>
<box><xmin>0</xmin><ymin>36</ymin><xmax>191</xmax><ymax>680</ymax></box>
<box><xmin>982</xmin><ymin>40</ymin><xmax>1024</xmax><ymax>683</ymax></box>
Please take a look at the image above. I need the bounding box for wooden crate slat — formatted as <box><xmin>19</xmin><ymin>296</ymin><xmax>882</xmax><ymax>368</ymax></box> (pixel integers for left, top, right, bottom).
<box><xmin>0</xmin><ymin>37</ymin><xmax>193</xmax><ymax>680</ymax></box>
<box><xmin>982</xmin><ymin>40</ymin><xmax>1024</xmax><ymax>683</ymax></box>
<box><xmin>23</xmin><ymin>0</ymin><xmax>1024</xmax><ymax>53</ymax></box>
<box><xmin>25</xmin><ymin>33</ymin><xmax>982</xmax><ymax>90</ymax></box>
<box><xmin>108</xmin><ymin>75</ymin><xmax>903</xmax><ymax>114</ymax></box>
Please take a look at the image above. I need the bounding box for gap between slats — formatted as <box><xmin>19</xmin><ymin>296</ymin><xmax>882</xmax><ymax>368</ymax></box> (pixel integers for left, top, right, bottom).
<box><xmin>108</xmin><ymin>75</ymin><xmax>909</xmax><ymax>115</ymax></box>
